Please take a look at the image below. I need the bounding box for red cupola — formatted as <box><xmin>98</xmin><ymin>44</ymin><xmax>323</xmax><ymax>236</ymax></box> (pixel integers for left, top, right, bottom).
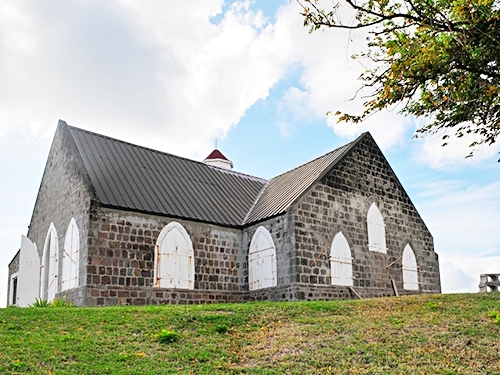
<box><xmin>203</xmin><ymin>149</ymin><xmax>233</xmax><ymax>170</ymax></box>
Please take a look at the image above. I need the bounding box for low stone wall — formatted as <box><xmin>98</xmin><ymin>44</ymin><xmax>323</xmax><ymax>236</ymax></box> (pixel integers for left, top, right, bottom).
<box><xmin>55</xmin><ymin>281</ymin><xmax>425</xmax><ymax>306</ymax></box>
<box><xmin>58</xmin><ymin>285</ymin><xmax>245</xmax><ymax>306</ymax></box>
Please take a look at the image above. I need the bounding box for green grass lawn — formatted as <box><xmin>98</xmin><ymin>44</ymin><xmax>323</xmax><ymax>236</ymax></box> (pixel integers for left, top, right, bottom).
<box><xmin>1</xmin><ymin>293</ymin><xmax>499</xmax><ymax>374</ymax></box>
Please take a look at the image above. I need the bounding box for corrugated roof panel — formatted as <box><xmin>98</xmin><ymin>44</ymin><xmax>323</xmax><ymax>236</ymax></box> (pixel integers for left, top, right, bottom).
<box><xmin>149</xmin><ymin>150</ymin><xmax>186</xmax><ymax>216</ymax></box>
<box><xmin>68</xmin><ymin>125</ymin><xmax>267</xmax><ymax>226</ymax></box>
<box><xmin>76</xmin><ymin>132</ymin><xmax>117</xmax><ymax>205</ymax></box>
<box><xmin>100</xmin><ymin>135</ymin><xmax>144</xmax><ymax>210</ymax></box>
<box><xmin>117</xmin><ymin>140</ymin><xmax>161</xmax><ymax>212</ymax></box>
<box><xmin>129</xmin><ymin>146</ymin><xmax>164</xmax><ymax>213</ymax></box>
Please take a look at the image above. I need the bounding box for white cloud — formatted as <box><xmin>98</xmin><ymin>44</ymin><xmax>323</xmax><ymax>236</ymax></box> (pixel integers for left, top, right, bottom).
<box><xmin>439</xmin><ymin>261</ymin><xmax>478</xmax><ymax>293</ymax></box>
<box><xmin>269</xmin><ymin>3</ymin><xmax>413</xmax><ymax>151</ymax></box>
<box><xmin>416</xmin><ymin>180</ymin><xmax>500</xmax><ymax>293</ymax></box>
<box><xmin>414</xmin><ymin>130</ymin><xmax>500</xmax><ymax>170</ymax></box>
<box><xmin>419</xmin><ymin>181</ymin><xmax>500</xmax><ymax>245</ymax></box>
<box><xmin>3</xmin><ymin>0</ymin><xmax>486</xmax><ymax>163</ymax></box>
<box><xmin>0</xmin><ymin>1</ymin><xmax>300</xmax><ymax>159</ymax></box>
<box><xmin>278</xmin><ymin>87</ymin><xmax>312</xmax><ymax>121</ymax></box>
<box><xmin>276</xmin><ymin>121</ymin><xmax>293</xmax><ymax>138</ymax></box>
<box><xmin>440</xmin><ymin>255</ymin><xmax>500</xmax><ymax>293</ymax></box>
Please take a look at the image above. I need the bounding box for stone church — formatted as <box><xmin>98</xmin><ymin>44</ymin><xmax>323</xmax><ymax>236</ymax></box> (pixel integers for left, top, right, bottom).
<box><xmin>7</xmin><ymin>120</ymin><xmax>441</xmax><ymax>306</ymax></box>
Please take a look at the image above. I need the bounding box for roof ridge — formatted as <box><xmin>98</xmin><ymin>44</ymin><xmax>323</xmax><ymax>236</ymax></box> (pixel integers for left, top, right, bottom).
<box><xmin>205</xmin><ymin>164</ymin><xmax>267</xmax><ymax>183</ymax></box>
<box><xmin>67</xmin><ymin>125</ymin><xmax>265</xmax><ymax>182</ymax></box>
<box><xmin>268</xmin><ymin>133</ymin><xmax>366</xmax><ymax>181</ymax></box>
<box><xmin>242</xmin><ymin>180</ymin><xmax>270</xmax><ymax>224</ymax></box>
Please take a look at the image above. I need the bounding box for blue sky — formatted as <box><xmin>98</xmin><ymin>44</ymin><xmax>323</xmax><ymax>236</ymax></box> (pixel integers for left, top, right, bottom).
<box><xmin>1</xmin><ymin>0</ymin><xmax>499</xmax><ymax>306</ymax></box>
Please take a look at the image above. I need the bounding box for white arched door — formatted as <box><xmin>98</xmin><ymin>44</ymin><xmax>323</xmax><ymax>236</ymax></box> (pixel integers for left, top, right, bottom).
<box><xmin>16</xmin><ymin>235</ymin><xmax>40</xmax><ymax>306</ymax></box>
<box><xmin>402</xmin><ymin>244</ymin><xmax>419</xmax><ymax>290</ymax></box>
<box><xmin>249</xmin><ymin>226</ymin><xmax>277</xmax><ymax>291</ymax></box>
<box><xmin>154</xmin><ymin>222</ymin><xmax>194</xmax><ymax>289</ymax></box>
<box><xmin>330</xmin><ymin>232</ymin><xmax>353</xmax><ymax>286</ymax></box>
<box><xmin>61</xmin><ymin>218</ymin><xmax>79</xmax><ymax>291</ymax></box>
<box><xmin>41</xmin><ymin>223</ymin><xmax>59</xmax><ymax>301</ymax></box>
<box><xmin>367</xmin><ymin>203</ymin><xmax>387</xmax><ymax>253</ymax></box>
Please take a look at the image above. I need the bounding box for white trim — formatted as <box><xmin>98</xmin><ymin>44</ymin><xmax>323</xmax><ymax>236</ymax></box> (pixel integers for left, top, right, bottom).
<box><xmin>203</xmin><ymin>158</ymin><xmax>233</xmax><ymax>170</ymax></box>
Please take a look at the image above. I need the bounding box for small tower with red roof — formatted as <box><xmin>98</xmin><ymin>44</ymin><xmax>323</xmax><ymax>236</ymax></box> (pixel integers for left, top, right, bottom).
<box><xmin>203</xmin><ymin>149</ymin><xmax>233</xmax><ymax>170</ymax></box>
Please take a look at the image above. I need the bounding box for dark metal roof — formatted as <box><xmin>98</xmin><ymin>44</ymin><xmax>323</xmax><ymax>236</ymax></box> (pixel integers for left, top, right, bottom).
<box><xmin>243</xmin><ymin>136</ymin><xmax>360</xmax><ymax>224</ymax></box>
<box><xmin>67</xmin><ymin>125</ymin><xmax>267</xmax><ymax>227</ymax></box>
<box><xmin>64</xmin><ymin>121</ymin><xmax>364</xmax><ymax>227</ymax></box>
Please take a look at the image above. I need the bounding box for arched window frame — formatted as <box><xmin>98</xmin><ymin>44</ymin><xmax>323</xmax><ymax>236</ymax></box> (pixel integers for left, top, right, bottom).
<box><xmin>367</xmin><ymin>203</ymin><xmax>387</xmax><ymax>253</ymax></box>
<box><xmin>61</xmin><ymin>218</ymin><xmax>79</xmax><ymax>291</ymax></box>
<box><xmin>248</xmin><ymin>226</ymin><xmax>277</xmax><ymax>291</ymax></box>
<box><xmin>41</xmin><ymin>223</ymin><xmax>59</xmax><ymax>301</ymax></box>
<box><xmin>330</xmin><ymin>232</ymin><xmax>353</xmax><ymax>286</ymax></box>
<box><xmin>154</xmin><ymin>222</ymin><xmax>195</xmax><ymax>290</ymax></box>
<box><xmin>402</xmin><ymin>244</ymin><xmax>419</xmax><ymax>290</ymax></box>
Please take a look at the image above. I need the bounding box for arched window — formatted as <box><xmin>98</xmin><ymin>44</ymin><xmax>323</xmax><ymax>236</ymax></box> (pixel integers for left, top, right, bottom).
<box><xmin>249</xmin><ymin>226</ymin><xmax>277</xmax><ymax>291</ymax></box>
<box><xmin>154</xmin><ymin>222</ymin><xmax>194</xmax><ymax>289</ymax></box>
<box><xmin>330</xmin><ymin>232</ymin><xmax>353</xmax><ymax>286</ymax></box>
<box><xmin>41</xmin><ymin>223</ymin><xmax>59</xmax><ymax>301</ymax></box>
<box><xmin>402</xmin><ymin>244</ymin><xmax>419</xmax><ymax>290</ymax></box>
<box><xmin>61</xmin><ymin>218</ymin><xmax>79</xmax><ymax>291</ymax></box>
<box><xmin>367</xmin><ymin>203</ymin><xmax>387</xmax><ymax>253</ymax></box>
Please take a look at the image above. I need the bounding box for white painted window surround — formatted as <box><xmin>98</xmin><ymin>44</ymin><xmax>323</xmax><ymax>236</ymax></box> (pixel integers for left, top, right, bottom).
<box><xmin>330</xmin><ymin>232</ymin><xmax>353</xmax><ymax>286</ymax></box>
<box><xmin>61</xmin><ymin>218</ymin><xmax>79</xmax><ymax>291</ymax></box>
<box><xmin>402</xmin><ymin>244</ymin><xmax>419</xmax><ymax>290</ymax></box>
<box><xmin>154</xmin><ymin>222</ymin><xmax>194</xmax><ymax>290</ymax></box>
<box><xmin>367</xmin><ymin>203</ymin><xmax>387</xmax><ymax>253</ymax></box>
<box><xmin>249</xmin><ymin>226</ymin><xmax>277</xmax><ymax>291</ymax></box>
<box><xmin>41</xmin><ymin>223</ymin><xmax>59</xmax><ymax>301</ymax></box>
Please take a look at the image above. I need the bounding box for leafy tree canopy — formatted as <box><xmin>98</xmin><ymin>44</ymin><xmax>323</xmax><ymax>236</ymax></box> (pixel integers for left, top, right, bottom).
<box><xmin>298</xmin><ymin>0</ymin><xmax>500</xmax><ymax>158</ymax></box>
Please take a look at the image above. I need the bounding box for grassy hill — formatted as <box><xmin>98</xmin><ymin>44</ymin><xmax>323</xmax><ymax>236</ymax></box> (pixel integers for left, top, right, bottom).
<box><xmin>1</xmin><ymin>293</ymin><xmax>499</xmax><ymax>374</ymax></box>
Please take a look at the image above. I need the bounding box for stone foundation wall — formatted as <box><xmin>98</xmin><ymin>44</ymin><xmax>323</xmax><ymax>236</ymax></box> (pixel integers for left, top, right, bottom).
<box><xmin>85</xmin><ymin>286</ymin><xmax>244</xmax><ymax>306</ymax></box>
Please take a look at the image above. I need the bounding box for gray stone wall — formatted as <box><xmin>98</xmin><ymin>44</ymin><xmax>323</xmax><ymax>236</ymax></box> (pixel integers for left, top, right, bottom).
<box><xmin>84</xmin><ymin>206</ymin><xmax>303</xmax><ymax>306</ymax></box>
<box><xmin>24</xmin><ymin>123</ymin><xmax>94</xmax><ymax>303</ymax></box>
<box><xmin>290</xmin><ymin>135</ymin><xmax>440</xmax><ymax>297</ymax></box>
<box><xmin>246</xmin><ymin>284</ymin><xmax>354</xmax><ymax>302</ymax></box>
<box><xmin>84</xmin><ymin>206</ymin><xmax>244</xmax><ymax>305</ymax></box>
<box><xmin>6</xmin><ymin>251</ymin><xmax>20</xmax><ymax>305</ymax></box>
